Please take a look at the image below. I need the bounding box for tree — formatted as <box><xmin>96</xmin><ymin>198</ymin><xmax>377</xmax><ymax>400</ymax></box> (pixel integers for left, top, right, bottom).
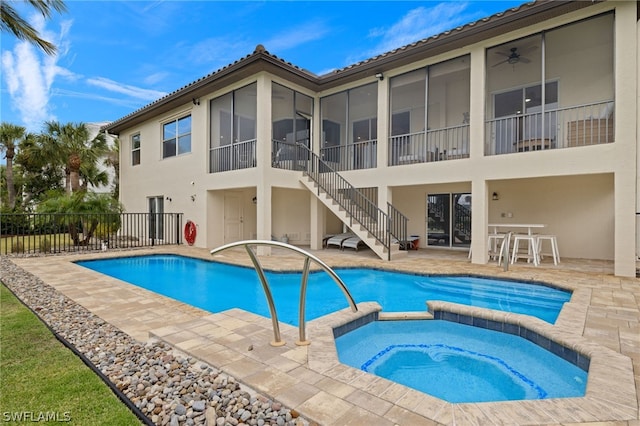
<box><xmin>43</xmin><ymin>121</ymin><xmax>108</xmax><ymax>195</ymax></box>
<box><xmin>0</xmin><ymin>122</ymin><xmax>26</xmax><ymax>209</ymax></box>
<box><xmin>38</xmin><ymin>192</ymin><xmax>123</xmax><ymax>246</ymax></box>
<box><xmin>1</xmin><ymin>0</ymin><xmax>67</xmax><ymax>55</ymax></box>
<box><xmin>14</xmin><ymin>131</ymin><xmax>65</xmax><ymax>206</ymax></box>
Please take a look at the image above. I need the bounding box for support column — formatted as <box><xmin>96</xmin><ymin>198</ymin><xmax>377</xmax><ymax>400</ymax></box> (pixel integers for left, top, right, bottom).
<box><xmin>613</xmin><ymin>3</ymin><xmax>637</xmax><ymax>277</ymax></box>
<box><xmin>377</xmin><ymin>75</ymin><xmax>389</xmax><ymax>170</ymax></box>
<box><xmin>256</xmin><ymin>74</ymin><xmax>272</xmax><ymax>256</ymax></box>
<box><xmin>470</xmin><ymin>179</ymin><xmax>489</xmax><ymax>265</ymax></box>
<box><xmin>468</xmin><ymin>46</ymin><xmax>485</xmax><ymax>160</ymax></box>
<box><xmin>309</xmin><ymin>195</ymin><xmax>325</xmax><ymax>250</ymax></box>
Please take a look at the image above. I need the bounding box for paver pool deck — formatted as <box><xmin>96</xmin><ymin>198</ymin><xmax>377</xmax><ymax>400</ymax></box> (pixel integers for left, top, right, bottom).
<box><xmin>9</xmin><ymin>246</ymin><xmax>640</xmax><ymax>425</ymax></box>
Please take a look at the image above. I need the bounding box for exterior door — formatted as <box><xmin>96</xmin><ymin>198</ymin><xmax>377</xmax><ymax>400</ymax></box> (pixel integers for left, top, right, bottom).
<box><xmin>148</xmin><ymin>196</ymin><xmax>164</xmax><ymax>240</ymax></box>
<box><xmin>427</xmin><ymin>193</ymin><xmax>471</xmax><ymax>248</ymax></box>
<box><xmin>224</xmin><ymin>193</ymin><xmax>243</xmax><ymax>243</ymax></box>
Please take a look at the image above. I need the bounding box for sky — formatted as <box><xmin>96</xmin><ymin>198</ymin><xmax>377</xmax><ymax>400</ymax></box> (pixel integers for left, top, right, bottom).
<box><xmin>1</xmin><ymin>0</ymin><xmax>526</xmax><ymax>134</ymax></box>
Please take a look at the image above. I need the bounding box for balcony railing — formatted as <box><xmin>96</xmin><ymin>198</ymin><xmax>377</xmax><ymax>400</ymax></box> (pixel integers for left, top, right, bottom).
<box><xmin>319</xmin><ymin>139</ymin><xmax>377</xmax><ymax>172</ymax></box>
<box><xmin>485</xmin><ymin>100</ymin><xmax>614</xmax><ymax>155</ymax></box>
<box><xmin>209</xmin><ymin>139</ymin><xmax>256</xmax><ymax>173</ymax></box>
<box><xmin>389</xmin><ymin>124</ymin><xmax>470</xmax><ymax>166</ymax></box>
<box><xmin>272</xmin><ymin>139</ymin><xmax>308</xmax><ymax>171</ymax></box>
<box><xmin>1</xmin><ymin>212</ymin><xmax>183</xmax><ymax>256</ymax></box>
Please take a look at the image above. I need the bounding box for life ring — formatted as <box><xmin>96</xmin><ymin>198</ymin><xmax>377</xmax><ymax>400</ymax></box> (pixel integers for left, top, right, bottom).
<box><xmin>184</xmin><ymin>220</ymin><xmax>197</xmax><ymax>246</ymax></box>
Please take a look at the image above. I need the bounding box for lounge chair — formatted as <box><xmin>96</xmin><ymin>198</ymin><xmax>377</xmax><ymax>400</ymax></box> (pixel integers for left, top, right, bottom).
<box><xmin>326</xmin><ymin>233</ymin><xmax>354</xmax><ymax>249</ymax></box>
<box><xmin>341</xmin><ymin>236</ymin><xmax>365</xmax><ymax>251</ymax></box>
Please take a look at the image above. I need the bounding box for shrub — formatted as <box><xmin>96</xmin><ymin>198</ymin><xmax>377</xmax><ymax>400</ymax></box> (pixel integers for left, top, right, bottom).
<box><xmin>40</xmin><ymin>238</ymin><xmax>52</xmax><ymax>253</ymax></box>
<box><xmin>11</xmin><ymin>240</ymin><xmax>24</xmax><ymax>253</ymax></box>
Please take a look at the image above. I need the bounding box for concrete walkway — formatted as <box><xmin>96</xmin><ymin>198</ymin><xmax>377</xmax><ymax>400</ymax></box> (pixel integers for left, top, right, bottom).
<box><xmin>11</xmin><ymin>246</ymin><xmax>639</xmax><ymax>425</ymax></box>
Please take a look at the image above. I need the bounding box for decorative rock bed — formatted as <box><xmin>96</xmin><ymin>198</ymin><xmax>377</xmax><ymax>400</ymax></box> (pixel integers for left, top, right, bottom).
<box><xmin>1</xmin><ymin>257</ymin><xmax>310</xmax><ymax>426</ymax></box>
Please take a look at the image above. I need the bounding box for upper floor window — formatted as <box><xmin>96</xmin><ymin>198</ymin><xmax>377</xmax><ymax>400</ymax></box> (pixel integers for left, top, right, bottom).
<box><xmin>162</xmin><ymin>115</ymin><xmax>191</xmax><ymax>158</ymax></box>
<box><xmin>131</xmin><ymin>133</ymin><xmax>141</xmax><ymax>165</ymax></box>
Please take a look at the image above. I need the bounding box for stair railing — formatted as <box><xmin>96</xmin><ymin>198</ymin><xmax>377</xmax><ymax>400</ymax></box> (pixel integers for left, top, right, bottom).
<box><xmin>299</xmin><ymin>144</ymin><xmax>407</xmax><ymax>260</ymax></box>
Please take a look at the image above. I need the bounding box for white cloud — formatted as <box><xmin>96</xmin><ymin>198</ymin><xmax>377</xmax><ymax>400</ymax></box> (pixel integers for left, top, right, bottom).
<box><xmin>263</xmin><ymin>20</ymin><xmax>330</xmax><ymax>53</ymax></box>
<box><xmin>187</xmin><ymin>37</ymin><xmax>247</xmax><ymax>67</ymax></box>
<box><xmin>52</xmin><ymin>88</ymin><xmax>147</xmax><ymax>109</ymax></box>
<box><xmin>0</xmin><ymin>13</ymin><xmax>76</xmax><ymax>131</ymax></box>
<box><xmin>347</xmin><ymin>2</ymin><xmax>473</xmax><ymax>65</ymax></box>
<box><xmin>86</xmin><ymin>77</ymin><xmax>167</xmax><ymax>101</ymax></box>
<box><xmin>143</xmin><ymin>72</ymin><xmax>170</xmax><ymax>86</ymax></box>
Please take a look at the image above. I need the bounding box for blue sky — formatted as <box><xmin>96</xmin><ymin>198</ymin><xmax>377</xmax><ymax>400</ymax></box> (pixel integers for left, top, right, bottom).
<box><xmin>1</xmin><ymin>1</ymin><xmax>525</xmax><ymax>133</ymax></box>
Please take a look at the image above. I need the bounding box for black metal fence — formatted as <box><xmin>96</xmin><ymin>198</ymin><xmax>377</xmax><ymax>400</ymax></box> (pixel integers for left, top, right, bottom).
<box><xmin>1</xmin><ymin>212</ymin><xmax>183</xmax><ymax>255</ymax></box>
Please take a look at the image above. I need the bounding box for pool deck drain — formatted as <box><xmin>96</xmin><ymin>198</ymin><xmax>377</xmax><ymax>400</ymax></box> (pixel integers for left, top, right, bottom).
<box><xmin>10</xmin><ymin>246</ymin><xmax>640</xmax><ymax>425</ymax></box>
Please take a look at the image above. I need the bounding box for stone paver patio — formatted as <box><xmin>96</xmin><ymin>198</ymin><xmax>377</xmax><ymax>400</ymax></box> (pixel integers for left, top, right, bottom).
<box><xmin>10</xmin><ymin>245</ymin><xmax>640</xmax><ymax>425</ymax></box>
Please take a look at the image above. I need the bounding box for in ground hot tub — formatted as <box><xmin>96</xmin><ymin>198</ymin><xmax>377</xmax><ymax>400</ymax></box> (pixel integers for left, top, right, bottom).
<box><xmin>334</xmin><ymin>318</ymin><xmax>588</xmax><ymax>403</ymax></box>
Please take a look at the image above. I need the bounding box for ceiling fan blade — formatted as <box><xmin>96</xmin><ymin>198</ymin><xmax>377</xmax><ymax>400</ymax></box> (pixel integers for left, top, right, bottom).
<box><xmin>519</xmin><ymin>57</ymin><xmax>531</xmax><ymax>64</ymax></box>
<box><xmin>519</xmin><ymin>45</ymin><xmax>539</xmax><ymax>55</ymax></box>
<box><xmin>492</xmin><ymin>59</ymin><xmax>509</xmax><ymax>68</ymax></box>
<box><xmin>494</xmin><ymin>51</ymin><xmax>512</xmax><ymax>58</ymax></box>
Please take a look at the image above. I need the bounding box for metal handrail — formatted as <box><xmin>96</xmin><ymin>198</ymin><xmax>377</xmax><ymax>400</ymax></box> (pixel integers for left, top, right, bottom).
<box><xmin>501</xmin><ymin>231</ymin><xmax>512</xmax><ymax>271</ymax></box>
<box><xmin>210</xmin><ymin>240</ymin><xmax>358</xmax><ymax>346</ymax></box>
<box><xmin>300</xmin><ymin>144</ymin><xmax>408</xmax><ymax>260</ymax></box>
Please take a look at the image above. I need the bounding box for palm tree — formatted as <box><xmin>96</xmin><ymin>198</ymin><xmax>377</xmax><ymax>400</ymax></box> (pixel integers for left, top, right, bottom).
<box><xmin>1</xmin><ymin>0</ymin><xmax>67</xmax><ymax>55</ymax></box>
<box><xmin>38</xmin><ymin>192</ymin><xmax>123</xmax><ymax>246</ymax></box>
<box><xmin>43</xmin><ymin>121</ymin><xmax>108</xmax><ymax>195</ymax></box>
<box><xmin>0</xmin><ymin>122</ymin><xmax>26</xmax><ymax>209</ymax></box>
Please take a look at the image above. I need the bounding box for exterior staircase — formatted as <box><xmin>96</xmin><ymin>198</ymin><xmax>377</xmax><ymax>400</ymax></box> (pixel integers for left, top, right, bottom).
<box><xmin>296</xmin><ymin>146</ymin><xmax>408</xmax><ymax>261</ymax></box>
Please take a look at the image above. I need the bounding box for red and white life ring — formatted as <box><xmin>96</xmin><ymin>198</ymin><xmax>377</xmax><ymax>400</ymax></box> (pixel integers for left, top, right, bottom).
<box><xmin>184</xmin><ymin>220</ymin><xmax>197</xmax><ymax>246</ymax></box>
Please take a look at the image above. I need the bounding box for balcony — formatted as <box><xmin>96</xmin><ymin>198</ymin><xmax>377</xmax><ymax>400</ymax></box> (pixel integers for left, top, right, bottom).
<box><xmin>389</xmin><ymin>124</ymin><xmax>470</xmax><ymax>166</ymax></box>
<box><xmin>485</xmin><ymin>101</ymin><xmax>614</xmax><ymax>155</ymax></box>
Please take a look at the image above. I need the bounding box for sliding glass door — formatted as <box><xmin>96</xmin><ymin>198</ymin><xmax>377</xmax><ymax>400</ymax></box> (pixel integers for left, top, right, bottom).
<box><xmin>427</xmin><ymin>193</ymin><xmax>471</xmax><ymax>248</ymax></box>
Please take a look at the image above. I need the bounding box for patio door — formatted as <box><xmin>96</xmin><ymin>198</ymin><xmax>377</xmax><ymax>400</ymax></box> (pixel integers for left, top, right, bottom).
<box><xmin>148</xmin><ymin>196</ymin><xmax>164</xmax><ymax>240</ymax></box>
<box><xmin>427</xmin><ymin>193</ymin><xmax>471</xmax><ymax>248</ymax></box>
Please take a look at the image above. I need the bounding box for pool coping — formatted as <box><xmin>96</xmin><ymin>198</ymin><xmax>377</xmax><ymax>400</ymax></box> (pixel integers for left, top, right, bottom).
<box><xmin>8</xmin><ymin>248</ymin><xmax>639</xmax><ymax>425</ymax></box>
<box><xmin>301</xmin><ymin>301</ymin><xmax>636</xmax><ymax>425</ymax></box>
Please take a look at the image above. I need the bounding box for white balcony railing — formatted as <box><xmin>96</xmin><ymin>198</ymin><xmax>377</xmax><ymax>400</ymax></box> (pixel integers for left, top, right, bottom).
<box><xmin>389</xmin><ymin>124</ymin><xmax>470</xmax><ymax>166</ymax></box>
<box><xmin>485</xmin><ymin>100</ymin><xmax>614</xmax><ymax>155</ymax></box>
<box><xmin>209</xmin><ymin>139</ymin><xmax>256</xmax><ymax>173</ymax></box>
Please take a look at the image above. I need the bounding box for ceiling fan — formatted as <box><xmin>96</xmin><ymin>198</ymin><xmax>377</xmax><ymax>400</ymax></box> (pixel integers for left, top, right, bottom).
<box><xmin>492</xmin><ymin>46</ymin><xmax>533</xmax><ymax>68</ymax></box>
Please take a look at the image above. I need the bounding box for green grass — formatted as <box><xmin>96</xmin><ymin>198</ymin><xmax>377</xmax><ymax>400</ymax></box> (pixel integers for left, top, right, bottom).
<box><xmin>0</xmin><ymin>234</ymin><xmax>74</xmax><ymax>255</ymax></box>
<box><xmin>0</xmin><ymin>284</ymin><xmax>142</xmax><ymax>425</ymax></box>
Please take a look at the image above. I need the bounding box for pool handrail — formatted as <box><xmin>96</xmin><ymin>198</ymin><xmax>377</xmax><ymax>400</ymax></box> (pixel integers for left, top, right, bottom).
<box><xmin>210</xmin><ymin>240</ymin><xmax>358</xmax><ymax>346</ymax></box>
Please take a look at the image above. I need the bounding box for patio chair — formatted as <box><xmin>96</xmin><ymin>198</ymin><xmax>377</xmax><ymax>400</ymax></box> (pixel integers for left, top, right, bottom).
<box><xmin>341</xmin><ymin>236</ymin><xmax>365</xmax><ymax>251</ymax></box>
<box><xmin>325</xmin><ymin>233</ymin><xmax>354</xmax><ymax>249</ymax></box>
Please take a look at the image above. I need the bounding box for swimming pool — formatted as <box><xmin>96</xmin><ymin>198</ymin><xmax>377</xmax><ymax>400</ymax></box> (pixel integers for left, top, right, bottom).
<box><xmin>76</xmin><ymin>254</ymin><xmax>571</xmax><ymax>324</ymax></box>
<box><xmin>335</xmin><ymin>319</ymin><xmax>588</xmax><ymax>403</ymax></box>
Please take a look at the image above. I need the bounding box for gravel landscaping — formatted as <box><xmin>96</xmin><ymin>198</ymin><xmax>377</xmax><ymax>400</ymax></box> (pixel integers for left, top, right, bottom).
<box><xmin>1</xmin><ymin>256</ymin><xmax>311</xmax><ymax>426</ymax></box>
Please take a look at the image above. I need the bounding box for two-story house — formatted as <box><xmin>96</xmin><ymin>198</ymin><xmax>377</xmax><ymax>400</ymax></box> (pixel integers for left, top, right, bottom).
<box><xmin>104</xmin><ymin>0</ymin><xmax>637</xmax><ymax>277</ymax></box>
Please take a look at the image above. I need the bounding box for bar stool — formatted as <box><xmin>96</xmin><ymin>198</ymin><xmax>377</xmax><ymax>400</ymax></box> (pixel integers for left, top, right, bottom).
<box><xmin>536</xmin><ymin>234</ymin><xmax>560</xmax><ymax>265</ymax></box>
<box><xmin>510</xmin><ymin>234</ymin><xmax>539</xmax><ymax>266</ymax></box>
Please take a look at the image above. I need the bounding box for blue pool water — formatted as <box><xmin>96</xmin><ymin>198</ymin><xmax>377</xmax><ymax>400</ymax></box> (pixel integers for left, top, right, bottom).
<box><xmin>76</xmin><ymin>254</ymin><xmax>571</xmax><ymax>325</ymax></box>
<box><xmin>335</xmin><ymin>320</ymin><xmax>588</xmax><ymax>403</ymax></box>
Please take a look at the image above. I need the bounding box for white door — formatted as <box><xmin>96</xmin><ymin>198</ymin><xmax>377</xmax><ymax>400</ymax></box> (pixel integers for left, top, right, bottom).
<box><xmin>224</xmin><ymin>193</ymin><xmax>243</xmax><ymax>243</ymax></box>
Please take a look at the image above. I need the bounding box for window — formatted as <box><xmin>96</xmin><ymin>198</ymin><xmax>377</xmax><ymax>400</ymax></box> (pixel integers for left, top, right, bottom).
<box><xmin>162</xmin><ymin>115</ymin><xmax>191</xmax><ymax>158</ymax></box>
<box><xmin>131</xmin><ymin>134</ymin><xmax>141</xmax><ymax>165</ymax></box>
